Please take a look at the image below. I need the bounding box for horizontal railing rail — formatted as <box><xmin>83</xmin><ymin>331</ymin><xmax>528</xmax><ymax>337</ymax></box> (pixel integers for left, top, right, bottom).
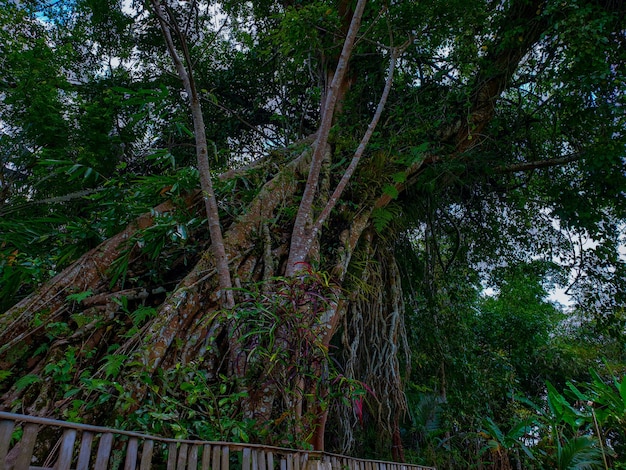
<box><xmin>0</xmin><ymin>411</ymin><xmax>435</xmax><ymax>470</ymax></box>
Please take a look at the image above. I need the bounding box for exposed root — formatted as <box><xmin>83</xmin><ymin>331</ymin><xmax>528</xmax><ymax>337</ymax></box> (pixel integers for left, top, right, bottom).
<box><xmin>0</xmin><ymin>199</ymin><xmax>186</xmax><ymax>367</ymax></box>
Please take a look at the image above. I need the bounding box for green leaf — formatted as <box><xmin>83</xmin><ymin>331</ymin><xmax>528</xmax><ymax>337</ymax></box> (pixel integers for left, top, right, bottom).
<box><xmin>566</xmin><ymin>381</ymin><xmax>590</xmax><ymax>403</ymax></box>
<box><xmin>372</xmin><ymin>207</ymin><xmax>396</xmax><ymax>233</ymax></box>
<box><xmin>557</xmin><ymin>436</ymin><xmax>604</xmax><ymax>470</ymax></box>
<box><xmin>101</xmin><ymin>354</ymin><xmax>128</xmax><ymax>379</ymax></box>
<box><xmin>174</xmin><ymin>122</ymin><xmax>194</xmax><ymax>137</ymax></box>
<box><xmin>129</xmin><ymin>306</ymin><xmax>157</xmax><ymax>326</ymax></box>
<box><xmin>546</xmin><ymin>381</ymin><xmax>566</xmax><ymax>420</ymax></box>
<box><xmin>412</xmin><ymin>142</ymin><xmax>429</xmax><ymax>155</ymax></box>
<box><xmin>80</xmin><ymin>377</ymin><xmax>111</xmax><ymax>392</ymax></box>
<box><xmin>63</xmin><ymin>387</ymin><xmax>81</xmax><ymax>398</ymax></box>
<box><xmin>66</xmin><ymin>290</ymin><xmax>93</xmax><ymax>302</ymax></box>
<box><xmin>15</xmin><ymin>374</ymin><xmax>42</xmax><ymax>391</ymax></box>
<box><xmin>619</xmin><ymin>376</ymin><xmax>626</xmax><ymax>411</ymax></box>
<box><xmin>392</xmin><ymin>172</ymin><xmax>407</xmax><ymax>183</ymax></box>
<box><xmin>382</xmin><ymin>184</ymin><xmax>399</xmax><ymax>200</ymax></box>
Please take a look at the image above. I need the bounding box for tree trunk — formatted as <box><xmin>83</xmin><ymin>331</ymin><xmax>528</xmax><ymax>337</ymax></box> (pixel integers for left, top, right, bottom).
<box><xmin>151</xmin><ymin>0</ymin><xmax>234</xmax><ymax>308</ymax></box>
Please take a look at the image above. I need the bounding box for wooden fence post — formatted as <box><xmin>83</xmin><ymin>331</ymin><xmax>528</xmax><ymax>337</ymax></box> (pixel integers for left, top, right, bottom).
<box><xmin>56</xmin><ymin>428</ymin><xmax>77</xmax><ymax>470</ymax></box>
<box><xmin>0</xmin><ymin>420</ymin><xmax>15</xmax><ymax>466</ymax></box>
<box><xmin>13</xmin><ymin>423</ymin><xmax>39</xmax><ymax>470</ymax></box>
<box><xmin>305</xmin><ymin>459</ymin><xmax>331</xmax><ymax>470</ymax></box>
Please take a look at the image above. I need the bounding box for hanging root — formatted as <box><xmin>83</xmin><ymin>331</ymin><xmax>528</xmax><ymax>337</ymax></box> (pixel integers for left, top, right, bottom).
<box><xmin>338</xmin><ymin>236</ymin><xmax>410</xmax><ymax>457</ymax></box>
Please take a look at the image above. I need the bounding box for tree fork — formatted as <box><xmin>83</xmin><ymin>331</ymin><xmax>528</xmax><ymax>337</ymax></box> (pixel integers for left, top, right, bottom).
<box><xmin>286</xmin><ymin>0</ymin><xmax>368</xmax><ymax>275</ymax></box>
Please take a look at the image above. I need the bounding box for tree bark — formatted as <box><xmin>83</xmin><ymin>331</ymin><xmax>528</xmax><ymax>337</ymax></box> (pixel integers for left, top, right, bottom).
<box><xmin>286</xmin><ymin>0</ymin><xmax>368</xmax><ymax>275</ymax></box>
<box><xmin>151</xmin><ymin>0</ymin><xmax>234</xmax><ymax>308</ymax></box>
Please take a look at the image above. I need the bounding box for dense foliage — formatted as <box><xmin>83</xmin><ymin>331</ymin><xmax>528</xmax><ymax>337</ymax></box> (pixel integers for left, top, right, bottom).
<box><xmin>1</xmin><ymin>0</ymin><xmax>625</xmax><ymax>468</ymax></box>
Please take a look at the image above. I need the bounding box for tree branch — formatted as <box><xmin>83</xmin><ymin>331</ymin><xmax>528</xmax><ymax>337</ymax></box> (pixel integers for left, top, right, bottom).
<box><xmin>496</xmin><ymin>153</ymin><xmax>583</xmax><ymax>173</ymax></box>
<box><xmin>150</xmin><ymin>0</ymin><xmax>234</xmax><ymax>308</ymax></box>
<box><xmin>312</xmin><ymin>47</ymin><xmax>399</xmax><ymax>236</ymax></box>
<box><xmin>452</xmin><ymin>0</ymin><xmax>548</xmax><ymax>152</ymax></box>
<box><xmin>285</xmin><ymin>0</ymin><xmax>368</xmax><ymax>276</ymax></box>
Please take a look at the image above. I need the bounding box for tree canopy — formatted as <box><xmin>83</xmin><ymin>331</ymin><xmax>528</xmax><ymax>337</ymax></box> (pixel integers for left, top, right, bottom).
<box><xmin>1</xmin><ymin>0</ymin><xmax>625</xmax><ymax>467</ymax></box>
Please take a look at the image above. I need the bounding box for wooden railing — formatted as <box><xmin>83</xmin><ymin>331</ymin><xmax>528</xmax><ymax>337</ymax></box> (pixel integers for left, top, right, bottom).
<box><xmin>0</xmin><ymin>411</ymin><xmax>435</xmax><ymax>470</ymax></box>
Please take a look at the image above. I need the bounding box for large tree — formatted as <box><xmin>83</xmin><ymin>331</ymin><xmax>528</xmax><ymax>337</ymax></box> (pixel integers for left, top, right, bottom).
<box><xmin>1</xmin><ymin>0</ymin><xmax>625</xmax><ymax>463</ymax></box>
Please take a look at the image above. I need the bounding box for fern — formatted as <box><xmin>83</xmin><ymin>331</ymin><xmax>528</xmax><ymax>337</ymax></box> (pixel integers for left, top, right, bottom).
<box><xmin>130</xmin><ymin>305</ymin><xmax>157</xmax><ymax>326</ymax></box>
<box><xmin>101</xmin><ymin>354</ymin><xmax>128</xmax><ymax>379</ymax></box>
<box><xmin>66</xmin><ymin>289</ymin><xmax>93</xmax><ymax>302</ymax></box>
<box><xmin>14</xmin><ymin>374</ymin><xmax>41</xmax><ymax>391</ymax></box>
<box><xmin>372</xmin><ymin>205</ymin><xmax>402</xmax><ymax>234</ymax></box>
